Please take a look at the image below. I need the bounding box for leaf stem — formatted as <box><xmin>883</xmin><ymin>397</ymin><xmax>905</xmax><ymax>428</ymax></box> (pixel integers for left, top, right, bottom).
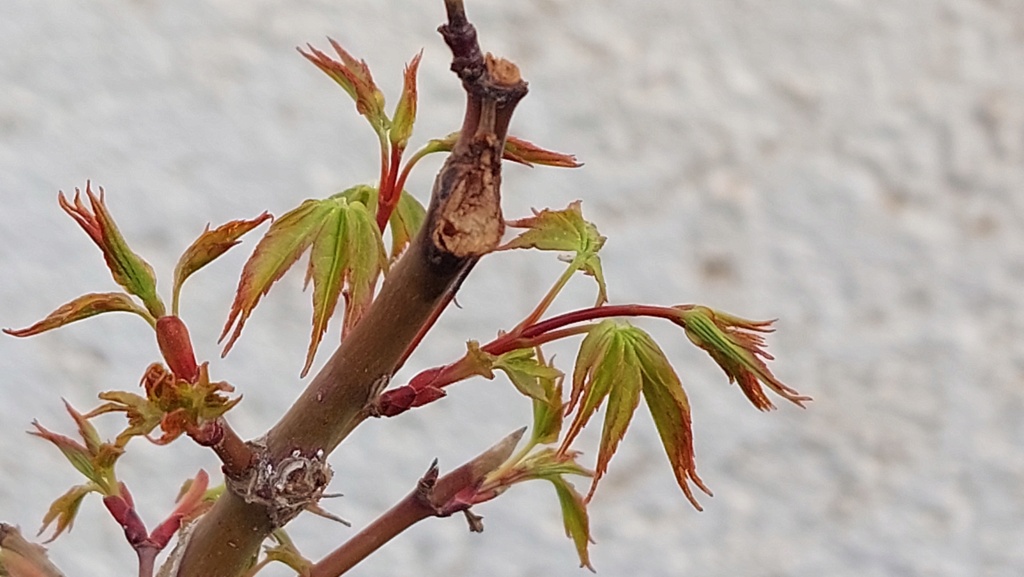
<box><xmin>511</xmin><ymin>259</ymin><xmax>581</xmax><ymax>334</ymax></box>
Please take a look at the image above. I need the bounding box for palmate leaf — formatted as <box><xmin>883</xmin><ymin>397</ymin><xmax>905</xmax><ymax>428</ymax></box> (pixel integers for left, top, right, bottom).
<box><xmin>631</xmin><ymin>330</ymin><xmax>712</xmax><ymax>510</ymax></box>
<box><xmin>500</xmin><ymin>201</ymin><xmax>608</xmax><ymax>305</ymax></box>
<box><xmin>303</xmin><ymin>196</ymin><xmax>386</xmax><ymax>376</ymax></box>
<box><xmin>3</xmin><ymin>292</ymin><xmax>153</xmax><ymax>337</ymax></box>
<box><xmin>172</xmin><ymin>212</ymin><xmax>271</xmax><ymax>309</ymax></box>
<box><xmin>563</xmin><ymin>320</ymin><xmax>711</xmax><ymax>507</ymax></box>
<box><xmin>220</xmin><ymin>199</ymin><xmax>335</xmax><ymax>355</ymax></box>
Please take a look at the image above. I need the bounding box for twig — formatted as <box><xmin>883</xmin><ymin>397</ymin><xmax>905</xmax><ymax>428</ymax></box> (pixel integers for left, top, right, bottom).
<box><xmin>308</xmin><ymin>429</ymin><xmax>524</xmax><ymax>577</ymax></box>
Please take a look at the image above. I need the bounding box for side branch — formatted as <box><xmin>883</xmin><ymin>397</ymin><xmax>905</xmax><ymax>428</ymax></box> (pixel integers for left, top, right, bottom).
<box><xmin>308</xmin><ymin>429</ymin><xmax>523</xmax><ymax>577</ymax></box>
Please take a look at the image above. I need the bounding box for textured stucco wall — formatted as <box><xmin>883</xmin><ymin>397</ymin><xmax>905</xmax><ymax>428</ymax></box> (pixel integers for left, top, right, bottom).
<box><xmin>2</xmin><ymin>1</ymin><xmax>1023</xmax><ymax>576</ymax></box>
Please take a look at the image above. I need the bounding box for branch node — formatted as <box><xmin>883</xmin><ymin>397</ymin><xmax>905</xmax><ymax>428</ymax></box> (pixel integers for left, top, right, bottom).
<box><xmin>224</xmin><ymin>438</ymin><xmax>333</xmax><ymax>528</ymax></box>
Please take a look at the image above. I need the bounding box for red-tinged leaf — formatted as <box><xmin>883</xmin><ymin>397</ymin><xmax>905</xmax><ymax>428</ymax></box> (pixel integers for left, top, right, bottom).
<box><xmin>3</xmin><ymin>292</ymin><xmax>154</xmax><ymax>338</ymax></box>
<box><xmin>565</xmin><ymin>320</ymin><xmax>618</xmax><ymax>416</ymax></box>
<box><xmin>339</xmin><ymin>200</ymin><xmax>386</xmax><ymax>334</ymax></box>
<box><xmin>299</xmin><ymin>39</ymin><xmax>387</xmax><ymax>133</ymax></box>
<box><xmin>173</xmin><ymin>212</ymin><xmax>271</xmax><ymax>307</ymax></box>
<box><xmin>37</xmin><ymin>484</ymin><xmax>94</xmax><ymax>543</ymax></box>
<box><xmin>28</xmin><ymin>422</ymin><xmax>96</xmax><ymax>486</ymax></box>
<box><xmin>493</xmin><ymin>348</ymin><xmax>563</xmax><ymax>401</ymax></box>
<box><xmin>388</xmin><ymin>191</ymin><xmax>426</xmax><ymax>261</ymax></box>
<box><xmin>562</xmin><ymin>325</ymin><xmax>626</xmax><ymax>452</ymax></box>
<box><xmin>549</xmin><ymin>476</ymin><xmax>595</xmax><ymax>571</ymax></box>
<box><xmin>62</xmin><ymin>401</ymin><xmax>101</xmax><ymax>456</ymax></box>
<box><xmin>500</xmin><ymin>201</ymin><xmax>608</xmax><ymax>305</ymax></box>
<box><xmin>502</xmin><ymin>136</ymin><xmax>582</xmax><ymax>168</ymax></box>
<box><xmin>302</xmin><ymin>198</ymin><xmax>386</xmax><ymax>376</ymax></box>
<box><xmin>57</xmin><ymin>183</ymin><xmax>165</xmax><ymax>317</ymax></box>
<box><xmin>304</xmin><ymin>201</ymin><xmax>347</xmax><ymax>376</ymax></box>
<box><xmin>676</xmin><ymin>306</ymin><xmax>810</xmax><ymax>410</ymax></box>
<box><xmin>221</xmin><ymin>199</ymin><xmax>334</xmax><ymax>355</ymax></box>
<box><xmin>389</xmin><ymin>51</ymin><xmax>423</xmax><ymax>151</ymax></box>
<box><xmin>633</xmin><ymin>332</ymin><xmax>712</xmax><ymax>510</ymax></box>
<box><xmin>588</xmin><ymin>338</ymin><xmax>643</xmax><ymax>500</ymax></box>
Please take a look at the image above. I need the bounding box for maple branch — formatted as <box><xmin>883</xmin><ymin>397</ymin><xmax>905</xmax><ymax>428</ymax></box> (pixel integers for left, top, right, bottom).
<box><xmin>308</xmin><ymin>429</ymin><xmax>522</xmax><ymax>577</ymax></box>
<box><xmin>172</xmin><ymin>3</ymin><xmax>528</xmax><ymax>576</ymax></box>
<box><xmin>0</xmin><ymin>523</ymin><xmax>66</xmax><ymax>577</ymax></box>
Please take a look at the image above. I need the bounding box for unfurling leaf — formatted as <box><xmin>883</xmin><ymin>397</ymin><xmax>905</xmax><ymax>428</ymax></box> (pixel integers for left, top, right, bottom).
<box><xmin>299</xmin><ymin>39</ymin><xmax>387</xmax><ymax>135</ymax></box>
<box><xmin>675</xmin><ymin>306</ymin><xmax>809</xmax><ymax>410</ymax></box>
<box><xmin>492</xmin><ymin>348</ymin><xmax>563</xmax><ymax>401</ymax></box>
<box><xmin>37</xmin><ymin>484</ymin><xmax>94</xmax><ymax>543</ymax></box>
<box><xmin>502</xmin><ymin>136</ymin><xmax>582</xmax><ymax>168</ymax></box>
<box><xmin>3</xmin><ymin>293</ymin><xmax>154</xmax><ymax>338</ymax></box>
<box><xmin>388</xmin><ymin>191</ymin><xmax>426</xmax><ymax>260</ymax></box>
<box><xmin>631</xmin><ymin>330</ymin><xmax>711</xmax><ymax>510</ymax></box>
<box><xmin>303</xmin><ymin>194</ymin><xmax>386</xmax><ymax>376</ymax></box>
<box><xmin>221</xmin><ymin>199</ymin><xmax>335</xmax><ymax>355</ymax></box>
<box><xmin>389</xmin><ymin>51</ymin><xmax>423</xmax><ymax>152</ymax></box>
<box><xmin>500</xmin><ymin>201</ymin><xmax>608</xmax><ymax>305</ymax></box>
<box><xmin>57</xmin><ymin>183</ymin><xmax>165</xmax><ymax>317</ymax></box>
<box><xmin>172</xmin><ymin>212</ymin><xmax>271</xmax><ymax>309</ymax></box>
<box><xmin>549</xmin><ymin>476</ymin><xmax>594</xmax><ymax>571</ymax></box>
<box><xmin>29</xmin><ymin>404</ymin><xmax>122</xmax><ymax>496</ymax></box>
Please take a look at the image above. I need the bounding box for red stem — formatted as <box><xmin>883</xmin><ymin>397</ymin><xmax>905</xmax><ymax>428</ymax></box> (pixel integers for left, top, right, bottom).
<box><xmin>376</xmin><ymin>146</ymin><xmax>405</xmax><ymax>230</ymax></box>
<box><xmin>377</xmin><ymin>304</ymin><xmax>685</xmax><ymax>416</ymax></box>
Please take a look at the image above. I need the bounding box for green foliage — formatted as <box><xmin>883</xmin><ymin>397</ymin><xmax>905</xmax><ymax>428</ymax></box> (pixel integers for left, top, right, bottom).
<box><xmin>501</xmin><ymin>201</ymin><xmax>608</xmax><ymax>306</ymax></box>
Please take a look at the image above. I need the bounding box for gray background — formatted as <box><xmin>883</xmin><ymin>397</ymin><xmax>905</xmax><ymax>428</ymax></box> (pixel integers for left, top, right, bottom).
<box><xmin>2</xmin><ymin>1</ymin><xmax>1023</xmax><ymax>576</ymax></box>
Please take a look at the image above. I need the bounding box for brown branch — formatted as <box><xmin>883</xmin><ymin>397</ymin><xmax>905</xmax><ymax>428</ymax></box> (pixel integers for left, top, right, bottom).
<box><xmin>308</xmin><ymin>429</ymin><xmax>524</xmax><ymax>577</ymax></box>
<box><xmin>172</xmin><ymin>3</ymin><xmax>528</xmax><ymax>576</ymax></box>
<box><xmin>0</xmin><ymin>523</ymin><xmax>67</xmax><ymax>577</ymax></box>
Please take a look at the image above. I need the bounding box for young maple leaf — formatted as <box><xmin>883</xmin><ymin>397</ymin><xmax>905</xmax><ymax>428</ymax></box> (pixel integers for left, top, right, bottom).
<box><xmin>3</xmin><ymin>292</ymin><xmax>154</xmax><ymax>338</ymax></box>
<box><xmin>299</xmin><ymin>38</ymin><xmax>387</xmax><ymax>135</ymax></box>
<box><xmin>675</xmin><ymin>306</ymin><xmax>810</xmax><ymax>410</ymax></box>
<box><xmin>220</xmin><ymin>199</ymin><xmax>335</xmax><ymax>355</ymax></box>
<box><xmin>57</xmin><ymin>183</ymin><xmax>165</xmax><ymax>318</ymax></box>
<box><xmin>172</xmin><ymin>212</ymin><xmax>271</xmax><ymax>312</ymax></box>
<box><xmin>562</xmin><ymin>320</ymin><xmax>711</xmax><ymax>508</ymax></box>
<box><xmin>500</xmin><ymin>201</ymin><xmax>608</xmax><ymax>306</ymax></box>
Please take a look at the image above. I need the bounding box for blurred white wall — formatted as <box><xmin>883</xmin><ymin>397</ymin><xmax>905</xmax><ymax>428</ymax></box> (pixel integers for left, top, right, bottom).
<box><xmin>2</xmin><ymin>1</ymin><xmax>1023</xmax><ymax>575</ymax></box>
